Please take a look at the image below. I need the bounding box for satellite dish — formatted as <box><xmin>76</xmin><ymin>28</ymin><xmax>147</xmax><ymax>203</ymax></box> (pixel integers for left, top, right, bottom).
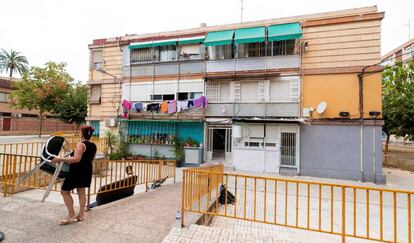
<box><xmin>317</xmin><ymin>101</ymin><xmax>327</xmax><ymax>114</ymax></box>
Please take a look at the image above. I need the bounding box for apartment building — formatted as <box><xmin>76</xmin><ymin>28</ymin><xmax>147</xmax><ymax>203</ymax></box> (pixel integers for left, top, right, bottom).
<box><xmin>87</xmin><ymin>6</ymin><xmax>384</xmax><ymax>182</ymax></box>
<box><xmin>382</xmin><ymin>38</ymin><xmax>414</xmax><ymax>66</ymax></box>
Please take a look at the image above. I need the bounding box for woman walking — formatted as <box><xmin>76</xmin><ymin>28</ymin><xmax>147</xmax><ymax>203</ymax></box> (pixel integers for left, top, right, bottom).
<box><xmin>51</xmin><ymin>126</ymin><xmax>97</xmax><ymax>225</ymax></box>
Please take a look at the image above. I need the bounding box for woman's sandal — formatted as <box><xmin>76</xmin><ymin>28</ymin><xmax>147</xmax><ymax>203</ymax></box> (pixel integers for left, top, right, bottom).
<box><xmin>59</xmin><ymin>216</ymin><xmax>78</xmax><ymax>225</ymax></box>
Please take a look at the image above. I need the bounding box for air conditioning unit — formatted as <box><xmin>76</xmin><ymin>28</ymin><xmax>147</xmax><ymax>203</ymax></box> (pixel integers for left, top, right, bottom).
<box><xmin>105</xmin><ymin>118</ymin><xmax>117</xmax><ymax>127</ymax></box>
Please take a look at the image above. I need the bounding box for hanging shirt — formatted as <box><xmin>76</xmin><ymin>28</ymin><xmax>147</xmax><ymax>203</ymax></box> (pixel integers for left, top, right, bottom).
<box><xmin>188</xmin><ymin>100</ymin><xmax>194</xmax><ymax>108</ymax></box>
<box><xmin>168</xmin><ymin>100</ymin><xmax>177</xmax><ymax>114</ymax></box>
<box><xmin>177</xmin><ymin>100</ymin><xmax>188</xmax><ymax>112</ymax></box>
<box><xmin>160</xmin><ymin>101</ymin><xmax>168</xmax><ymax>113</ymax></box>
<box><xmin>122</xmin><ymin>99</ymin><xmax>132</xmax><ymax>110</ymax></box>
<box><xmin>147</xmin><ymin>103</ymin><xmax>160</xmax><ymax>112</ymax></box>
<box><xmin>134</xmin><ymin>103</ymin><xmax>143</xmax><ymax>113</ymax></box>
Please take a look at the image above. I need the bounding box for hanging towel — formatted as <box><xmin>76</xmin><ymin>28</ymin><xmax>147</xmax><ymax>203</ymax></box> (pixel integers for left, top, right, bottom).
<box><xmin>131</xmin><ymin>102</ymin><xmax>137</xmax><ymax>112</ymax></box>
<box><xmin>122</xmin><ymin>99</ymin><xmax>132</xmax><ymax>110</ymax></box>
<box><xmin>177</xmin><ymin>100</ymin><xmax>188</xmax><ymax>112</ymax></box>
<box><xmin>193</xmin><ymin>97</ymin><xmax>203</xmax><ymax>107</ymax></box>
<box><xmin>168</xmin><ymin>100</ymin><xmax>177</xmax><ymax>114</ymax></box>
<box><xmin>160</xmin><ymin>101</ymin><xmax>168</xmax><ymax>113</ymax></box>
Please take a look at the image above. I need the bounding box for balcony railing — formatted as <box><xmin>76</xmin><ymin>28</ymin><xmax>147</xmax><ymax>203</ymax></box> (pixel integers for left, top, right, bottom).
<box><xmin>206</xmin><ymin>102</ymin><xmax>300</xmax><ymax>118</ymax></box>
<box><xmin>123</xmin><ymin>59</ymin><xmax>206</xmax><ymax>77</ymax></box>
<box><xmin>206</xmin><ymin>55</ymin><xmax>300</xmax><ymax>73</ymax></box>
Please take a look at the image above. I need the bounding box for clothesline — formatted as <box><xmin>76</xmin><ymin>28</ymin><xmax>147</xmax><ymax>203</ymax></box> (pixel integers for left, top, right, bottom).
<box><xmin>121</xmin><ymin>96</ymin><xmax>208</xmax><ymax>118</ymax></box>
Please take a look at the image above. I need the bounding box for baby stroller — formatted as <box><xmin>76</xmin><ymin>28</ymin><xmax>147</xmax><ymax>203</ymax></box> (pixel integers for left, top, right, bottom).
<box><xmin>18</xmin><ymin>136</ymin><xmax>73</xmax><ymax>202</ymax></box>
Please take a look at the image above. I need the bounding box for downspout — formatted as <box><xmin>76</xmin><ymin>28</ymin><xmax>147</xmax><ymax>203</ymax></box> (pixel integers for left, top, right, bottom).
<box><xmin>358</xmin><ymin>72</ymin><xmax>365</xmax><ymax>182</ymax></box>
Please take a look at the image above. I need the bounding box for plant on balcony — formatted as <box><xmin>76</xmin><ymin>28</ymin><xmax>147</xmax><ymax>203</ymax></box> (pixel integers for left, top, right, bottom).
<box><xmin>171</xmin><ymin>135</ymin><xmax>184</xmax><ymax>162</ymax></box>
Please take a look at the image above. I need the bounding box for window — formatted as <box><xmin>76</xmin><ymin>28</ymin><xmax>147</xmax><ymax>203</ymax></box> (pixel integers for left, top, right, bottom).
<box><xmin>21</xmin><ymin>114</ymin><xmax>38</xmax><ymax>118</ymax></box>
<box><xmin>280</xmin><ymin>132</ymin><xmax>297</xmax><ymax>166</ymax></box>
<box><xmin>92</xmin><ymin>50</ymin><xmax>103</xmax><ymax>69</ymax></box>
<box><xmin>240</xmin><ymin>82</ymin><xmax>258</xmax><ymax>102</ymax></box>
<box><xmin>269</xmin><ymin>40</ymin><xmax>296</xmax><ymax>56</ymax></box>
<box><xmin>150</xmin><ymin>94</ymin><xmax>175</xmax><ymax>101</ymax></box>
<box><xmin>90</xmin><ymin>85</ymin><xmax>101</xmax><ymax>104</ymax></box>
<box><xmin>158</xmin><ymin>45</ymin><xmax>177</xmax><ymax>62</ymax></box>
<box><xmin>177</xmin><ymin>92</ymin><xmax>202</xmax><ymax>100</ymax></box>
<box><xmin>207</xmin><ymin>45</ymin><xmax>233</xmax><ymax>60</ymax></box>
<box><xmin>180</xmin><ymin>44</ymin><xmax>203</xmax><ymax>60</ymax></box>
<box><xmin>0</xmin><ymin>92</ymin><xmax>9</xmax><ymax>103</ymax></box>
<box><xmin>131</xmin><ymin>48</ymin><xmax>153</xmax><ymax>63</ymax></box>
<box><xmin>237</xmin><ymin>42</ymin><xmax>266</xmax><ymax>58</ymax></box>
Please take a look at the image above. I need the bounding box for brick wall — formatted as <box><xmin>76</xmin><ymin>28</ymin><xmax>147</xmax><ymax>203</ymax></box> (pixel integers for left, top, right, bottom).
<box><xmin>3</xmin><ymin>117</ymin><xmax>77</xmax><ymax>132</ymax></box>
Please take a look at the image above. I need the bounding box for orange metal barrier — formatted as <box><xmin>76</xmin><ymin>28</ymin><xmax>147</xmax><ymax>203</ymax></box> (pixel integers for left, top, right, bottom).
<box><xmin>182</xmin><ymin>167</ymin><xmax>414</xmax><ymax>243</ymax></box>
<box><xmin>1</xmin><ymin>153</ymin><xmax>176</xmax><ymax>198</ymax></box>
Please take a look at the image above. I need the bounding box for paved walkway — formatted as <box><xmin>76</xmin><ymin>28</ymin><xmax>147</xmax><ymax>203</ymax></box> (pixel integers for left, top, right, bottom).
<box><xmin>0</xmin><ymin>182</ymin><xmax>182</xmax><ymax>243</ymax></box>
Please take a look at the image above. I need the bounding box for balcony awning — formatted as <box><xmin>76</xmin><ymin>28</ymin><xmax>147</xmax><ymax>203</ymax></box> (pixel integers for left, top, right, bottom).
<box><xmin>178</xmin><ymin>36</ymin><xmax>205</xmax><ymax>45</ymax></box>
<box><xmin>204</xmin><ymin>29</ymin><xmax>234</xmax><ymax>46</ymax></box>
<box><xmin>129</xmin><ymin>38</ymin><xmax>178</xmax><ymax>49</ymax></box>
<box><xmin>234</xmin><ymin>26</ymin><xmax>266</xmax><ymax>45</ymax></box>
<box><xmin>267</xmin><ymin>22</ymin><xmax>302</xmax><ymax>42</ymax></box>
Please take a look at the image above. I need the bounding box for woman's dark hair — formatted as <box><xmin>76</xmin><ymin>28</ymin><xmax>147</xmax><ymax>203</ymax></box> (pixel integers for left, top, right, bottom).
<box><xmin>81</xmin><ymin>126</ymin><xmax>94</xmax><ymax>140</ymax></box>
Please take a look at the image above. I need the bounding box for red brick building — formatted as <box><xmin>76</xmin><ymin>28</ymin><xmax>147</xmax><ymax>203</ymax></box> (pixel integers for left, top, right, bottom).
<box><xmin>0</xmin><ymin>77</ymin><xmax>77</xmax><ymax>134</ymax></box>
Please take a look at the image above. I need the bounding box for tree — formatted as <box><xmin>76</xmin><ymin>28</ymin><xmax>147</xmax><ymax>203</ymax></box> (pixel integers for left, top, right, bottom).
<box><xmin>0</xmin><ymin>49</ymin><xmax>29</xmax><ymax>77</ymax></box>
<box><xmin>11</xmin><ymin>62</ymin><xmax>73</xmax><ymax>137</ymax></box>
<box><xmin>382</xmin><ymin>61</ymin><xmax>414</xmax><ymax>152</ymax></box>
<box><xmin>54</xmin><ymin>83</ymin><xmax>87</xmax><ymax>133</ymax></box>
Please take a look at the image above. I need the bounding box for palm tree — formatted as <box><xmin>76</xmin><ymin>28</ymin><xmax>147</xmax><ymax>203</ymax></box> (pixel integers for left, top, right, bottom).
<box><xmin>0</xmin><ymin>49</ymin><xmax>29</xmax><ymax>77</ymax></box>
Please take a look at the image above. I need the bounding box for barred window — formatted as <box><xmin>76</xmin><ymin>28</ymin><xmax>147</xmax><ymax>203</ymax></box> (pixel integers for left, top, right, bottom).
<box><xmin>131</xmin><ymin>48</ymin><xmax>152</xmax><ymax>63</ymax></box>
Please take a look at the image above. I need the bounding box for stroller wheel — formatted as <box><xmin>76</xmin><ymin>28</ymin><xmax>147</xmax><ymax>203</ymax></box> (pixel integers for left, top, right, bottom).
<box><xmin>0</xmin><ymin>231</ymin><xmax>5</xmax><ymax>241</ymax></box>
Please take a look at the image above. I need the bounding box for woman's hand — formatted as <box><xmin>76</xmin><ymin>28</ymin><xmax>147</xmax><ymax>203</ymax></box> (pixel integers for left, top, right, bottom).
<box><xmin>51</xmin><ymin>156</ymin><xmax>61</xmax><ymax>165</ymax></box>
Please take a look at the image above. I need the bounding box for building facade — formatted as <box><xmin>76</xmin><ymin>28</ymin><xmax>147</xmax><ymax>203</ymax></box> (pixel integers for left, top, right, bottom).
<box><xmin>381</xmin><ymin>38</ymin><xmax>414</xmax><ymax>66</ymax></box>
<box><xmin>87</xmin><ymin>6</ymin><xmax>385</xmax><ymax>182</ymax></box>
<box><xmin>0</xmin><ymin>77</ymin><xmax>77</xmax><ymax>134</ymax></box>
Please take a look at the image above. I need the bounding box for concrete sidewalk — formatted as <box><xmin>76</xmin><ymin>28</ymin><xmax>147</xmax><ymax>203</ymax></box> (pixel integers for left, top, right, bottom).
<box><xmin>0</xmin><ymin>183</ymin><xmax>182</xmax><ymax>243</ymax></box>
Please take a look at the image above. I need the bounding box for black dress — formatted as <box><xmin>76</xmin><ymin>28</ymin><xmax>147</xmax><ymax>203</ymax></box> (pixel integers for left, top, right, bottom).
<box><xmin>62</xmin><ymin>141</ymin><xmax>97</xmax><ymax>191</ymax></box>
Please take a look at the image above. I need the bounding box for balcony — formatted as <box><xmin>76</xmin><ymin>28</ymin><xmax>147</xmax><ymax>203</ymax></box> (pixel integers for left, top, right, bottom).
<box><xmin>123</xmin><ymin>59</ymin><xmax>206</xmax><ymax>77</ymax></box>
<box><xmin>206</xmin><ymin>55</ymin><xmax>300</xmax><ymax>74</ymax></box>
<box><xmin>128</xmin><ymin>104</ymin><xmax>205</xmax><ymax>120</ymax></box>
<box><xmin>206</xmin><ymin>102</ymin><xmax>300</xmax><ymax>118</ymax></box>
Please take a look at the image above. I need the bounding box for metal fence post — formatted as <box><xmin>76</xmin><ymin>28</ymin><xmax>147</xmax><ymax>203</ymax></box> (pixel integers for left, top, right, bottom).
<box><xmin>342</xmin><ymin>186</ymin><xmax>346</xmax><ymax>243</ymax></box>
<box><xmin>158</xmin><ymin>160</ymin><xmax>162</xmax><ymax>181</ymax></box>
<box><xmin>181</xmin><ymin>170</ymin><xmax>186</xmax><ymax>228</ymax></box>
<box><xmin>145</xmin><ymin>163</ymin><xmax>149</xmax><ymax>192</ymax></box>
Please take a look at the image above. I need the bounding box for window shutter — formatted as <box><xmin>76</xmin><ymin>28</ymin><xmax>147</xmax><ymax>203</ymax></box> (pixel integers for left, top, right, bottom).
<box><xmin>230</xmin><ymin>81</ymin><xmax>241</xmax><ymax>101</ymax></box>
<box><xmin>206</xmin><ymin>82</ymin><xmax>220</xmax><ymax>102</ymax></box>
<box><xmin>289</xmin><ymin>79</ymin><xmax>299</xmax><ymax>101</ymax></box>
<box><xmin>258</xmin><ymin>80</ymin><xmax>270</xmax><ymax>102</ymax></box>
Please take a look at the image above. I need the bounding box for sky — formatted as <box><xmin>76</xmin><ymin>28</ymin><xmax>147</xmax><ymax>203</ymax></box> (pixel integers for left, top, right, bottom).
<box><xmin>0</xmin><ymin>0</ymin><xmax>413</xmax><ymax>81</ymax></box>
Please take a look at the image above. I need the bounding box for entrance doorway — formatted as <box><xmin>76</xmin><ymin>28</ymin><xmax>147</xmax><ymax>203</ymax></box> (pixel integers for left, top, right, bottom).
<box><xmin>207</xmin><ymin>126</ymin><xmax>232</xmax><ymax>163</ymax></box>
<box><xmin>212</xmin><ymin>129</ymin><xmax>225</xmax><ymax>159</ymax></box>
<box><xmin>2</xmin><ymin>118</ymin><xmax>11</xmax><ymax>131</ymax></box>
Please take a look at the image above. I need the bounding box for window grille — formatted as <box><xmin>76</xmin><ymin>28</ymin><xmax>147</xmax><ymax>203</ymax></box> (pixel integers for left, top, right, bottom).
<box><xmin>131</xmin><ymin>48</ymin><xmax>152</xmax><ymax>63</ymax></box>
<box><xmin>206</xmin><ymin>82</ymin><xmax>220</xmax><ymax>102</ymax></box>
<box><xmin>280</xmin><ymin>132</ymin><xmax>296</xmax><ymax>166</ymax></box>
<box><xmin>289</xmin><ymin>79</ymin><xmax>299</xmax><ymax>100</ymax></box>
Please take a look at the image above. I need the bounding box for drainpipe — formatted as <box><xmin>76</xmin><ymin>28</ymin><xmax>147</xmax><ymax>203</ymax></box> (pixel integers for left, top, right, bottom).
<box><xmin>372</xmin><ymin>118</ymin><xmax>377</xmax><ymax>183</ymax></box>
<box><xmin>358</xmin><ymin>73</ymin><xmax>365</xmax><ymax>182</ymax></box>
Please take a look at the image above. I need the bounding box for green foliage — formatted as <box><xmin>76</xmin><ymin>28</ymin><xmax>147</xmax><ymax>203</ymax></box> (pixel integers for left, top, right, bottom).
<box><xmin>10</xmin><ymin>62</ymin><xmax>73</xmax><ymax>136</ymax></box>
<box><xmin>54</xmin><ymin>83</ymin><xmax>87</xmax><ymax>126</ymax></box>
<box><xmin>104</xmin><ymin>130</ymin><xmax>118</xmax><ymax>154</ymax></box>
<box><xmin>11</xmin><ymin>62</ymin><xmax>72</xmax><ymax>112</ymax></box>
<box><xmin>0</xmin><ymin>49</ymin><xmax>29</xmax><ymax>77</ymax></box>
<box><xmin>171</xmin><ymin>135</ymin><xmax>184</xmax><ymax>161</ymax></box>
<box><xmin>382</xmin><ymin>61</ymin><xmax>414</xmax><ymax>140</ymax></box>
